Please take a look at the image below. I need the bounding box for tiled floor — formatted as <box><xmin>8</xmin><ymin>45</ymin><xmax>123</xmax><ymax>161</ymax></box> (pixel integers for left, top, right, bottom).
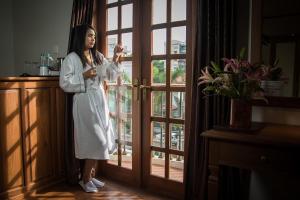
<box><xmin>108</xmin><ymin>160</ymin><xmax>184</xmax><ymax>182</ymax></box>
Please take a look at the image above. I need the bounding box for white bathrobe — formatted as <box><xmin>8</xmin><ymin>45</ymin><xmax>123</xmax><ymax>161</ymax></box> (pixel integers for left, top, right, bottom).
<box><xmin>59</xmin><ymin>52</ymin><xmax>122</xmax><ymax>160</ymax></box>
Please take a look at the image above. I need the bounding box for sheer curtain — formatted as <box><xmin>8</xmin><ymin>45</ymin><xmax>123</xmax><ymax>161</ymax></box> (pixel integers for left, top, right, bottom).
<box><xmin>64</xmin><ymin>0</ymin><xmax>94</xmax><ymax>185</ymax></box>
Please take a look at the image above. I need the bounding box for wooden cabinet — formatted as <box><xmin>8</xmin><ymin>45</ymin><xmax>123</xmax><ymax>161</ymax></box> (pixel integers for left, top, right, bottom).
<box><xmin>202</xmin><ymin>124</ymin><xmax>300</xmax><ymax>200</ymax></box>
<box><xmin>0</xmin><ymin>77</ymin><xmax>65</xmax><ymax>200</ymax></box>
<box><xmin>0</xmin><ymin>89</ymin><xmax>23</xmax><ymax>195</ymax></box>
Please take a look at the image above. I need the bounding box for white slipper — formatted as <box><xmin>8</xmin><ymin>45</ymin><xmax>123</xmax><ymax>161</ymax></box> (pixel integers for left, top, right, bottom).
<box><xmin>91</xmin><ymin>178</ymin><xmax>105</xmax><ymax>188</ymax></box>
<box><xmin>79</xmin><ymin>180</ymin><xmax>98</xmax><ymax>193</ymax></box>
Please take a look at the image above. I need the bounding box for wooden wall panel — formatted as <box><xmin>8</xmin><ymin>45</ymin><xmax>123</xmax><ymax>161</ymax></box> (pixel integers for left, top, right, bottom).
<box><xmin>0</xmin><ymin>90</ymin><xmax>24</xmax><ymax>192</ymax></box>
<box><xmin>25</xmin><ymin>89</ymin><xmax>53</xmax><ymax>183</ymax></box>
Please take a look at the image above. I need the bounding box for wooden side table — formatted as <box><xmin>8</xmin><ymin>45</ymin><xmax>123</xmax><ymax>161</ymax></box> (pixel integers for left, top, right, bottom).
<box><xmin>202</xmin><ymin>124</ymin><xmax>300</xmax><ymax>200</ymax></box>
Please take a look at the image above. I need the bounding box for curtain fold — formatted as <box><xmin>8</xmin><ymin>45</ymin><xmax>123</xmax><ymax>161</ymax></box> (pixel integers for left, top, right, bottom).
<box><xmin>68</xmin><ymin>0</ymin><xmax>94</xmax><ymax>52</ymax></box>
<box><xmin>64</xmin><ymin>0</ymin><xmax>94</xmax><ymax>185</ymax></box>
<box><xmin>184</xmin><ymin>0</ymin><xmax>248</xmax><ymax>199</ymax></box>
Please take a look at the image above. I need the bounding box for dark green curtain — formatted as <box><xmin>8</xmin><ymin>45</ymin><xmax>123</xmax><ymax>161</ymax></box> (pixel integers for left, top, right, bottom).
<box><xmin>184</xmin><ymin>0</ymin><xmax>250</xmax><ymax>199</ymax></box>
<box><xmin>64</xmin><ymin>0</ymin><xmax>94</xmax><ymax>185</ymax></box>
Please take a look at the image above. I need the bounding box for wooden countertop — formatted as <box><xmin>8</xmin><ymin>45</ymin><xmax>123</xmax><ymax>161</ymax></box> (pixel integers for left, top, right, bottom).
<box><xmin>0</xmin><ymin>76</ymin><xmax>59</xmax><ymax>82</ymax></box>
<box><xmin>202</xmin><ymin>123</ymin><xmax>300</xmax><ymax>148</ymax></box>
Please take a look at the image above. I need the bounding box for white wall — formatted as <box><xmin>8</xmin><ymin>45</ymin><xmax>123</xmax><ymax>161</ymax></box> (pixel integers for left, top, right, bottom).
<box><xmin>0</xmin><ymin>0</ymin><xmax>73</xmax><ymax>77</ymax></box>
<box><xmin>252</xmin><ymin>106</ymin><xmax>300</xmax><ymax>125</ymax></box>
<box><xmin>12</xmin><ymin>0</ymin><xmax>73</xmax><ymax>75</ymax></box>
<box><xmin>0</xmin><ymin>0</ymin><xmax>15</xmax><ymax>76</ymax></box>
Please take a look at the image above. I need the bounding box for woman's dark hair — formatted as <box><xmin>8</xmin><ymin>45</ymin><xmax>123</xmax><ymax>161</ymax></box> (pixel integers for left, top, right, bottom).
<box><xmin>69</xmin><ymin>24</ymin><xmax>102</xmax><ymax>67</ymax></box>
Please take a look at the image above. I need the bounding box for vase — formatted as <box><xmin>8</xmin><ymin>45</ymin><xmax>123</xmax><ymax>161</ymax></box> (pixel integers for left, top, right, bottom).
<box><xmin>230</xmin><ymin>98</ymin><xmax>252</xmax><ymax>129</ymax></box>
<box><xmin>261</xmin><ymin>80</ymin><xmax>283</xmax><ymax>96</ymax></box>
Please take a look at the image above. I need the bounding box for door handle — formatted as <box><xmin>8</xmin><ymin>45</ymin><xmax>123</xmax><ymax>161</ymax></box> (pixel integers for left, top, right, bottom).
<box><xmin>132</xmin><ymin>79</ymin><xmax>151</xmax><ymax>101</ymax></box>
<box><xmin>139</xmin><ymin>85</ymin><xmax>151</xmax><ymax>89</ymax></box>
<box><xmin>139</xmin><ymin>79</ymin><xmax>151</xmax><ymax>101</ymax></box>
<box><xmin>132</xmin><ymin>78</ymin><xmax>140</xmax><ymax>101</ymax></box>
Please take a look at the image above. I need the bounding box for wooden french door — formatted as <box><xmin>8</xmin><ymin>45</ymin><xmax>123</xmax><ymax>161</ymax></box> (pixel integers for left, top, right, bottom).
<box><xmin>140</xmin><ymin>0</ymin><xmax>187</xmax><ymax>198</ymax></box>
<box><xmin>98</xmin><ymin>0</ymin><xmax>190</xmax><ymax>198</ymax></box>
<box><xmin>97</xmin><ymin>0</ymin><xmax>142</xmax><ymax>186</ymax></box>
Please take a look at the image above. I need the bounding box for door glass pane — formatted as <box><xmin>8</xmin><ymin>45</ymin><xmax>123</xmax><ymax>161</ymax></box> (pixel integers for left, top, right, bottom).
<box><xmin>122</xmin><ymin>4</ymin><xmax>133</xmax><ymax>28</ymax></box>
<box><xmin>121</xmin><ymin>144</ymin><xmax>132</xmax><ymax>169</ymax></box>
<box><xmin>169</xmin><ymin>154</ymin><xmax>184</xmax><ymax>182</ymax></box>
<box><xmin>171</xmin><ymin>0</ymin><xmax>186</xmax><ymax>22</ymax></box>
<box><xmin>120</xmin><ymin>118</ymin><xmax>132</xmax><ymax>143</ymax></box>
<box><xmin>108</xmin><ymin>86</ymin><xmax>117</xmax><ymax>113</ymax></box>
<box><xmin>152</xmin><ymin>29</ymin><xmax>166</xmax><ymax>55</ymax></box>
<box><xmin>151</xmin><ymin>151</ymin><xmax>165</xmax><ymax>178</ymax></box>
<box><xmin>107</xmin><ymin>7</ymin><xmax>118</xmax><ymax>31</ymax></box>
<box><xmin>107</xmin><ymin>34</ymin><xmax>118</xmax><ymax>58</ymax></box>
<box><xmin>152</xmin><ymin>60</ymin><xmax>166</xmax><ymax>85</ymax></box>
<box><xmin>171</xmin><ymin>26</ymin><xmax>186</xmax><ymax>54</ymax></box>
<box><xmin>107</xmin><ymin>86</ymin><xmax>118</xmax><ymax>166</ymax></box>
<box><xmin>152</xmin><ymin>122</ymin><xmax>165</xmax><ymax>148</ymax></box>
<box><xmin>171</xmin><ymin>59</ymin><xmax>186</xmax><ymax>85</ymax></box>
<box><xmin>170</xmin><ymin>92</ymin><xmax>185</xmax><ymax>119</ymax></box>
<box><xmin>122</xmin><ymin>32</ymin><xmax>133</xmax><ymax>57</ymax></box>
<box><xmin>108</xmin><ymin>155</ymin><xmax>118</xmax><ymax>167</ymax></box>
<box><xmin>107</xmin><ymin>0</ymin><xmax>117</xmax><ymax>3</ymax></box>
<box><xmin>152</xmin><ymin>91</ymin><xmax>166</xmax><ymax>117</ymax></box>
<box><xmin>120</xmin><ymin>86</ymin><xmax>132</xmax><ymax>114</ymax></box>
<box><xmin>110</xmin><ymin>116</ymin><xmax>117</xmax><ymax>133</ymax></box>
<box><xmin>121</xmin><ymin>115</ymin><xmax>132</xmax><ymax>169</ymax></box>
<box><xmin>170</xmin><ymin>124</ymin><xmax>184</xmax><ymax>151</ymax></box>
<box><xmin>108</xmin><ymin>146</ymin><xmax>118</xmax><ymax>165</ymax></box>
<box><xmin>121</xmin><ymin>61</ymin><xmax>132</xmax><ymax>84</ymax></box>
<box><xmin>152</xmin><ymin>0</ymin><xmax>167</xmax><ymax>25</ymax></box>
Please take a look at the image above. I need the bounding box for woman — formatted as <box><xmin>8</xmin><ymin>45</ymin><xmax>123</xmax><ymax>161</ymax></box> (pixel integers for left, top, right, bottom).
<box><xmin>59</xmin><ymin>24</ymin><xmax>123</xmax><ymax>193</ymax></box>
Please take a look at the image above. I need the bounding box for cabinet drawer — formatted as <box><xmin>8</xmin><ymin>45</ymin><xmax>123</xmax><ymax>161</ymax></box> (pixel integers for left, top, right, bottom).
<box><xmin>210</xmin><ymin>141</ymin><xmax>299</xmax><ymax>172</ymax></box>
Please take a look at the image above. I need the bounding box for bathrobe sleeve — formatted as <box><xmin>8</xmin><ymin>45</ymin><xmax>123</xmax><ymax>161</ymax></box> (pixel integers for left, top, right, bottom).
<box><xmin>96</xmin><ymin>53</ymin><xmax>123</xmax><ymax>81</ymax></box>
<box><xmin>59</xmin><ymin>54</ymin><xmax>86</xmax><ymax>93</ymax></box>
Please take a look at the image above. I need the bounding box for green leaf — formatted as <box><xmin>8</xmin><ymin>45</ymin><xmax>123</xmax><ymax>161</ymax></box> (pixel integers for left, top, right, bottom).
<box><xmin>239</xmin><ymin>47</ymin><xmax>246</xmax><ymax>60</ymax></box>
<box><xmin>203</xmin><ymin>86</ymin><xmax>215</xmax><ymax>92</ymax></box>
<box><xmin>210</xmin><ymin>61</ymin><xmax>221</xmax><ymax>73</ymax></box>
<box><xmin>273</xmin><ymin>58</ymin><xmax>279</xmax><ymax>66</ymax></box>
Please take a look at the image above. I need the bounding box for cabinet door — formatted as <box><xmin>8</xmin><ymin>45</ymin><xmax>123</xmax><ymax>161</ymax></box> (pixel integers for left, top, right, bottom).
<box><xmin>0</xmin><ymin>89</ymin><xmax>24</xmax><ymax>192</ymax></box>
<box><xmin>24</xmin><ymin>88</ymin><xmax>53</xmax><ymax>184</ymax></box>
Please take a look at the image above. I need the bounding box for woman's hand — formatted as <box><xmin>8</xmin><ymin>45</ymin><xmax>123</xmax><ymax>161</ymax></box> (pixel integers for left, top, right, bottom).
<box><xmin>82</xmin><ymin>68</ymin><xmax>97</xmax><ymax>80</ymax></box>
<box><xmin>113</xmin><ymin>44</ymin><xmax>124</xmax><ymax>63</ymax></box>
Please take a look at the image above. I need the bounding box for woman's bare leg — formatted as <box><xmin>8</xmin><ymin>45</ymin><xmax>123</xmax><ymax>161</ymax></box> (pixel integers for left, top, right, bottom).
<box><xmin>91</xmin><ymin>161</ymin><xmax>97</xmax><ymax>178</ymax></box>
<box><xmin>82</xmin><ymin>159</ymin><xmax>97</xmax><ymax>183</ymax></box>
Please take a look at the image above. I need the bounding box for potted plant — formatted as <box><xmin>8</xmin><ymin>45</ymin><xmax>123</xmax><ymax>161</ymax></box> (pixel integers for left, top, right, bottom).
<box><xmin>261</xmin><ymin>59</ymin><xmax>286</xmax><ymax>96</ymax></box>
<box><xmin>198</xmin><ymin>48</ymin><xmax>265</xmax><ymax>129</ymax></box>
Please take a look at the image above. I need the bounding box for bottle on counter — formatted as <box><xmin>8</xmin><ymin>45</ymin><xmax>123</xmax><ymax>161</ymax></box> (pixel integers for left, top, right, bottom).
<box><xmin>40</xmin><ymin>53</ymin><xmax>49</xmax><ymax>76</ymax></box>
